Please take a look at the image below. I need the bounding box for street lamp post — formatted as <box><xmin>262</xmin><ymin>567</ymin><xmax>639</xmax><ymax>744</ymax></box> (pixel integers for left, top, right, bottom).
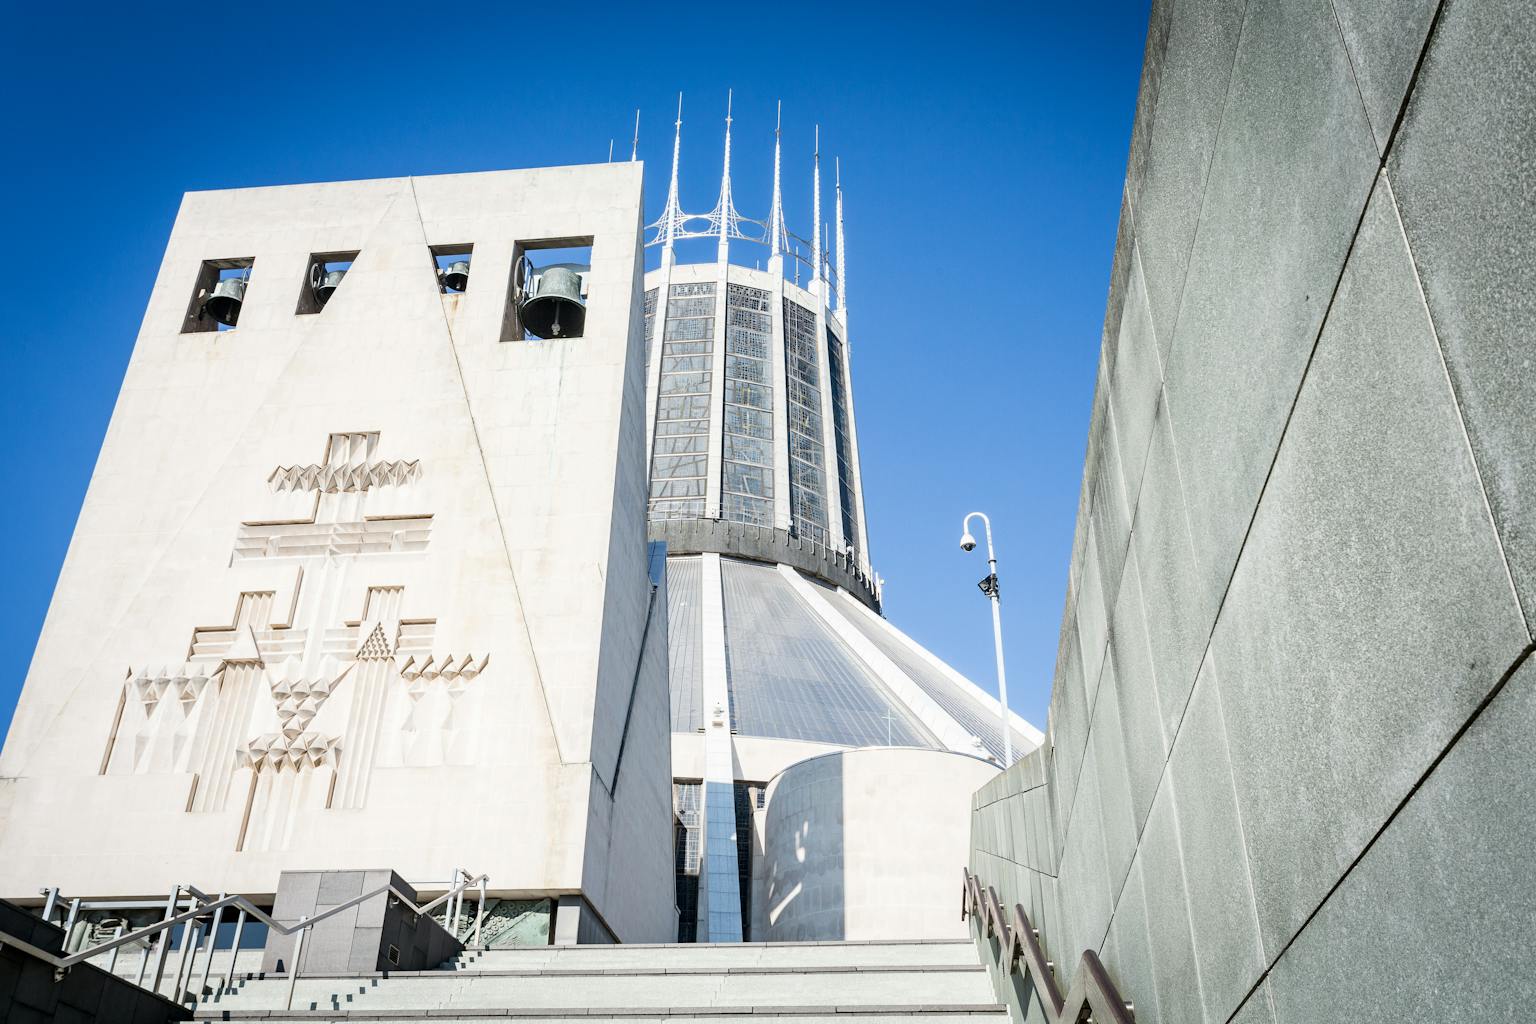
<box><xmin>960</xmin><ymin>511</ymin><xmax>1012</xmax><ymax>768</ymax></box>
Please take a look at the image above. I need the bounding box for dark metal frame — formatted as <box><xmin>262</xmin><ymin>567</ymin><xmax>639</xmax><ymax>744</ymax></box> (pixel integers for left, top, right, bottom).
<box><xmin>962</xmin><ymin>868</ymin><xmax>1134</xmax><ymax>1024</ymax></box>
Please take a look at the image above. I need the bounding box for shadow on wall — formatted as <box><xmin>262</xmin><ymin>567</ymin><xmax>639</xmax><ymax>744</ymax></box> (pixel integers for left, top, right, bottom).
<box><xmin>756</xmin><ymin>754</ymin><xmax>845</xmax><ymax>941</ymax></box>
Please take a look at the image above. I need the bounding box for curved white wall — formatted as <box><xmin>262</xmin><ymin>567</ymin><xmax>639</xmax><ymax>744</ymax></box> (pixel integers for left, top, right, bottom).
<box><xmin>753</xmin><ymin>747</ymin><xmax>998</xmax><ymax>941</ymax></box>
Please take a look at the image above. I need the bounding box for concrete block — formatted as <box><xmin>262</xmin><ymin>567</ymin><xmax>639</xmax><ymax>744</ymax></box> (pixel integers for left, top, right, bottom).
<box><xmin>1106</xmin><ymin>546</ymin><xmax>1168</xmax><ymax>835</ymax></box>
<box><xmin>1102</xmin><ymin>858</ymin><xmax>1161</xmax><ymax>1024</ymax></box>
<box><xmin>1268</xmin><ymin>661</ymin><xmax>1536</xmax><ymax>1024</ymax></box>
<box><xmin>1054</xmin><ymin>751</ymin><xmax>1111</xmax><ymax>962</ymax></box>
<box><xmin>1210</xmin><ymin>178</ymin><xmax>1527</xmax><ymax>955</ymax></box>
<box><xmin>1087</xmin><ymin>653</ymin><xmax>1138</xmax><ymax>905</ymax></box>
<box><xmin>1129</xmin><ymin>0</ymin><xmax>1246</xmax><ymax>359</ymax></box>
<box><xmin>1163</xmin><ymin>0</ymin><xmax>1378</xmax><ymax>609</ymax></box>
<box><xmin>1107</xmin><ymin>249</ymin><xmax>1162</xmax><ymax>510</ymax></box>
<box><xmin>1330</xmin><ymin>0</ymin><xmax>1438</xmax><ymax>152</ymax></box>
<box><xmin>1230</xmin><ymin>980</ymin><xmax>1277</xmax><ymax>1024</ymax></box>
<box><xmin>317</xmin><ymin>871</ymin><xmax>364</xmax><ymax>906</ymax></box>
<box><xmin>1076</xmin><ymin>522</ymin><xmax>1110</xmax><ymax>709</ymax></box>
<box><xmin>1387</xmin><ymin>0</ymin><xmax>1536</xmax><ymax>624</ymax></box>
<box><xmin>1047</xmin><ymin>607</ymin><xmax>1089</xmax><ymax>853</ymax></box>
<box><xmin>1166</xmin><ymin>654</ymin><xmax>1264</xmax><ymax>1024</ymax></box>
<box><xmin>1135</xmin><ymin>779</ymin><xmax>1204</xmax><ymax>1024</ymax></box>
<box><xmin>1090</xmin><ymin>407</ymin><xmax>1134</xmax><ymax>619</ymax></box>
<box><xmin>1128</xmin><ymin>401</ymin><xmax>1212</xmax><ymax>743</ymax></box>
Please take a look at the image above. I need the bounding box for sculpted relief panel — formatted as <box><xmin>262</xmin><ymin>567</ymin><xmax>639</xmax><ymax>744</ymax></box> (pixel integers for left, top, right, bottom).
<box><xmin>99</xmin><ymin>432</ymin><xmax>491</xmax><ymax>851</ymax></box>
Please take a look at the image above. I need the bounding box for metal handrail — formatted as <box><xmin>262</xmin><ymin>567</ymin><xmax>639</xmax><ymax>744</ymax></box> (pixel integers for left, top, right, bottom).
<box><xmin>1</xmin><ymin>870</ymin><xmax>489</xmax><ymax>1011</ymax></box>
<box><xmin>962</xmin><ymin>867</ymin><xmax>1134</xmax><ymax>1024</ymax></box>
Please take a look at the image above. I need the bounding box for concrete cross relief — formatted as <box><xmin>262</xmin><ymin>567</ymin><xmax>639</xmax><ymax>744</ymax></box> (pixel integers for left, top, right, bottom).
<box><xmin>100</xmin><ymin>432</ymin><xmax>489</xmax><ymax>852</ymax></box>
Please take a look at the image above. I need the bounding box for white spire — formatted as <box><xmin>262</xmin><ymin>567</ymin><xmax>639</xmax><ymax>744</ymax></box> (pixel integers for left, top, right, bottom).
<box><xmin>631</xmin><ymin>108</ymin><xmax>640</xmax><ymax>162</ymax></box>
<box><xmin>812</xmin><ymin>126</ymin><xmax>825</xmax><ymax>291</ymax></box>
<box><xmin>661</xmin><ymin>93</ymin><xmax>684</xmax><ymax>263</ymax></box>
<box><xmin>768</xmin><ymin>101</ymin><xmax>785</xmax><ymax>265</ymax></box>
<box><xmin>835</xmin><ymin>158</ymin><xmax>846</xmax><ymax>313</ymax></box>
<box><xmin>715</xmin><ymin>90</ymin><xmax>734</xmax><ymax>263</ymax></box>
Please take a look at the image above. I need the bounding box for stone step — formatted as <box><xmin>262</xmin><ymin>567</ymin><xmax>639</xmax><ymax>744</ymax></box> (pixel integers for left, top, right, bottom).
<box><xmin>193</xmin><ymin>1008</ymin><xmax>1010</xmax><ymax>1023</ymax></box>
<box><xmin>200</xmin><ymin>963</ymin><xmax>993</xmax><ymax>1013</ymax></box>
<box><xmin>441</xmin><ymin>941</ymin><xmax>979</xmax><ymax>972</ymax></box>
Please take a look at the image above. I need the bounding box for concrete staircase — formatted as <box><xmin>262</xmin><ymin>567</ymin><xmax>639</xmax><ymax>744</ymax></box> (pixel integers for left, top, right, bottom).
<box><xmin>190</xmin><ymin>939</ymin><xmax>1006</xmax><ymax>1023</ymax></box>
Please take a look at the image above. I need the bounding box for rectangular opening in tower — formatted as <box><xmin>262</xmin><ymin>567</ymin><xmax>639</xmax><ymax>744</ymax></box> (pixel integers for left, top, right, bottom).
<box><xmin>430</xmin><ymin>243</ymin><xmax>474</xmax><ymax>294</ymax></box>
<box><xmin>502</xmin><ymin>238</ymin><xmax>594</xmax><ymax>342</ymax></box>
<box><xmin>296</xmin><ymin>251</ymin><xmax>360</xmax><ymax>314</ymax></box>
<box><xmin>183</xmin><ymin>257</ymin><xmax>255</xmax><ymax>333</ymax></box>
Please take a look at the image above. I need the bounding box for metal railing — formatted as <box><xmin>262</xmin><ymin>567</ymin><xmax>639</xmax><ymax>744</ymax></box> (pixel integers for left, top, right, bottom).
<box><xmin>3</xmin><ymin>868</ymin><xmax>488</xmax><ymax>1011</ymax></box>
<box><xmin>962</xmin><ymin>868</ymin><xmax>1134</xmax><ymax>1024</ymax></box>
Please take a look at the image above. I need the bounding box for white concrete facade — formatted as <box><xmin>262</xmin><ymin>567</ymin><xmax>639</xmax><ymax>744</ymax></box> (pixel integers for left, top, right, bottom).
<box><xmin>753</xmin><ymin>748</ymin><xmax>998</xmax><ymax>942</ymax></box>
<box><xmin>0</xmin><ymin>165</ymin><xmax>676</xmax><ymax>943</ymax></box>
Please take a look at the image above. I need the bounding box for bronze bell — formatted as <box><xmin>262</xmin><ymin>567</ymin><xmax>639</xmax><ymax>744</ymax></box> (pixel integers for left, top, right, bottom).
<box><xmin>520</xmin><ymin>265</ymin><xmax>587</xmax><ymax>339</ymax></box>
<box><xmin>315</xmin><ymin>268</ymin><xmax>347</xmax><ymax>306</ymax></box>
<box><xmin>440</xmin><ymin>260</ymin><xmax>470</xmax><ymax>292</ymax></box>
<box><xmin>203</xmin><ymin>277</ymin><xmax>247</xmax><ymax>326</ymax></box>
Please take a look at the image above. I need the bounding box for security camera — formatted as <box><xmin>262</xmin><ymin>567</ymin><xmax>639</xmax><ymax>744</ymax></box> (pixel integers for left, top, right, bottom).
<box><xmin>959</xmin><ymin>531</ymin><xmax>977</xmax><ymax>552</ymax></box>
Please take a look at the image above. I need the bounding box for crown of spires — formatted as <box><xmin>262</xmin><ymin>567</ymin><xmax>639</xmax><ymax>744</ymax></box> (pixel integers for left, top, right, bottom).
<box><xmin>641</xmin><ymin>93</ymin><xmax>844</xmax><ymax>291</ymax></box>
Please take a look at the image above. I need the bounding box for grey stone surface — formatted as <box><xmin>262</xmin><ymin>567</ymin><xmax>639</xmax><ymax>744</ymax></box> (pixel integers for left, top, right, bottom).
<box><xmin>1210</xmin><ymin>179</ymin><xmax>1529</xmax><ymax>954</ymax></box>
<box><xmin>1090</xmin><ymin>405</ymin><xmax>1134</xmax><ymax>619</ymax></box>
<box><xmin>1047</xmin><ymin>606</ymin><xmax>1089</xmax><ymax>857</ymax></box>
<box><xmin>262</xmin><ymin>870</ymin><xmax>461</xmax><ymax>975</ymax></box>
<box><xmin>1129</xmin><ymin>400</ymin><xmax>1212</xmax><ymax>743</ymax></box>
<box><xmin>1267</xmin><ymin>659</ymin><xmax>1536</xmax><ymax>1024</ymax></box>
<box><xmin>1330</xmin><ymin>0</ymin><xmax>1439</xmax><ymax>152</ymax></box>
<box><xmin>1163</xmin><ymin>0</ymin><xmax>1379</xmax><ymax>610</ymax></box>
<box><xmin>1166</xmin><ymin>654</ymin><xmax>1265</xmax><ymax>1024</ymax></box>
<box><xmin>1108</xmin><ymin>248</ymin><xmax>1162</xmax><ymax>510</ymax></box>
<box><xmin>1052</xmin><ymin>756</ymin><xmax>1110</xmax><ymax>967</ymax></box>
<box><xmin>1087</xmin><ymin>651</ymin><xmax>1138</xmax><ymax>905</ymax></box>
<box><xmin>1388</xmin><ymin>0</ymin><xmax>1536</xmax><ymax>625</ymax></box>
<box><xmin>1101</xmin><ymin>191</ymin><xmax>1138</xmax><ymax>378</ymax></box>
<box><xmin>1130</xmin><ymin>0</ymin><xmax>1247</xmax><ymax>359</ymax></box>
<box><xmin>1124</xmin><ymin>0</ymin><xmax>1175</xmax><ymax>218</ymax></box>
<box><xmin>1102</xmin><ymin>859</ymin><xmax>1161</xmax><ymax>1024</ymax></box>
<box><xmin>1230</xmin><ymin>980</ymin><xmax>1277</xmax><ymax>1024</ymax></box>
<box><xmin>1106</xmin><ymin>546</ymin><xmax>1168</xmax><ymax>835</ymax></box>
<box><xmin>1076</xmin><ymin>522</ymin><xmax>1110</xmax><ymax>712</ymax></box>
<box><xmin>1135</xmin><ymin>779</ymin><xmax>1205</xmax><ymax>1024</ymax></box>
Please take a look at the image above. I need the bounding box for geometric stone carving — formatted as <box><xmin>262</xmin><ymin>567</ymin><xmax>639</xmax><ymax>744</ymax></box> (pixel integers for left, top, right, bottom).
<box><xmin>101</xmin><ymin>432</ymin><xmax>489</xmax><ymax>850</ymax></box>
<box><xmin>268</xmin><ymin>431</ymin><xmax>421</xmax><ymax>494</ymax></box>
<box><xmin>236</xmin><ymin>431</ymin><xmax>430</xmax><ymax>562</ymax></box>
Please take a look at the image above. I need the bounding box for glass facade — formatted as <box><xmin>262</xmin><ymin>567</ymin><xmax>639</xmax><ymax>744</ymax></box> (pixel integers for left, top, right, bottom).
<box><xmin>826</xmin><ymin>329</ymin><xmax>860</xmax><ymax>551</ymax></box>
<box><xmin>642</xmin><ymin>286</ymin><xmax>658</xmax><ymax>364</ymax></box>
<box><xmin>720</xmin><ymin>558</ymin><xmax>933</xmax><ymax>747</ymax></box>
<box><xmin>650</xmin><ymin>282</ymin><xmax>717</xmax><ymax>520</ymax></box>
<box><xmin>783</xmin><ymin>300</ymin><xmax>830</xmax><ymax>546</ymax></box>
<box><xmin>721</xmin><ymin>283</ymin><xmax>775</xmax><ymax>527</ymax></box>
<box><xmin>819</xmin><ymin>583</ymin><xmax>1026</xmax><ymax>762</ymax></box>
<box><xmin>673</xmin><ymin>781</ymin><xmax>702</xmax><ymax>942</ymax></box>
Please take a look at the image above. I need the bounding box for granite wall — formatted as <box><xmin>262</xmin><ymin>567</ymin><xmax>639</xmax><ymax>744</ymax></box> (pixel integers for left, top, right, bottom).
<box><xmin>971</xmin><ymin>1</ymin><xmax>1536</xmax><ymax>1021</ymax></box>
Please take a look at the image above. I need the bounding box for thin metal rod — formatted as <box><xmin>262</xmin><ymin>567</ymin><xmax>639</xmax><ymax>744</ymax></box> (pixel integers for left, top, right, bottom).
<box><xmin>149</xmin><ymin>884</ymin><xmax>180</xmax><ymax>995</ymax></box>
<box><xmin>474</xmin><ymin>876</ymin><xmax>486</xmax><ymax>949</ymax></box>
<box><xmin>40</xmin><ymin>887</ymin><xmax>60</xmax><ymax>925</ymax></box>
<box><xmin>172</xmin><ymin>920</ymin><xmax>199</xmax><ymax>1002</ymax></box>
<box><xmin>197</xmin><ymin>895</ymin><xmax>225</xmax><ymax>1002</ymax></box>
<box><xmin>226</xmin><ymin>909</ymin><xmax>247</xmax><ymax>995</ymax></box>
<box><xmin>62</xmin><ymin>898</ymin><xmax>81</xmax><ymax>952</ymax></box>
<box><xmin>284</xmin><ymin>918</ymin><xmax>307</xmax><ymax>1011</ymax></box>
<box><xmin>106</xmin><ymin>924</ymin><xmax>124</xmax><ymax>976</ymax></box>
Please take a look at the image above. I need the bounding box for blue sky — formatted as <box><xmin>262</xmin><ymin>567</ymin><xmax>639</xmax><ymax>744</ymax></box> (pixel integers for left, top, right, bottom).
<box><xmin>0</xmin><ymin>2</ymin><xmax>1150</xmax><ymax>738</ymax></box>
